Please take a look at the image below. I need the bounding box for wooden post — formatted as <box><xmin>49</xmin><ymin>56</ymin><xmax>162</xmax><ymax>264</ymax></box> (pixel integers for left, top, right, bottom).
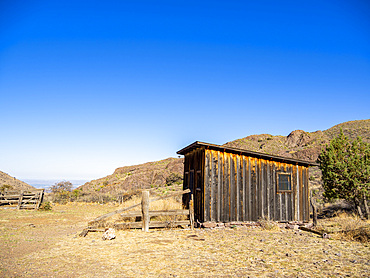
<box><xmin>142</xmin><ymin>190</ymin><xmax>150</xmax><ymax>232</ymax></box>
<box><xmin>310</xmin><ymin>190</ymin><xmax>317</xmax><ymax>227</ymax></box>
<box><xmin>91</xmin><ymin>189</ymin><xmax>190</xmax><ymax>224</ymax></box>
<box><xmin>189</xmin><ymin>194</ymin><xmax>194</xmax><ymax>230</ymax></box>
<box><xmin>35</xmin><ymin>190</ymin><xmax>44</xmax><ymax>210</ymax></box>
<box><xmin>17</xmin><ymin>191</ymin><xmax>24</xmax><ymax>210</ymax></box>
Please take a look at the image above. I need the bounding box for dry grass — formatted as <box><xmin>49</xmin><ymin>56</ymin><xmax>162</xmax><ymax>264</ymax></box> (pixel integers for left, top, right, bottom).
<box><xmin>317</xmin><ymin>212</ymin><xmax>370</xmax><ymax>243</ymax></box>
<box><xmin>119</xmin><ymin>194</ymin><xmax>183</xmax><ymax>211</ymax></box>
<box><xmin>103</xmin><ymin>193</ymin><xmax>188</xmax><ymax>224</ymax></box>
<box><xmin>1</xmin><ymin>203</ymin><xmax>370</xmax><ymax>277</ymax></box>
<box><xmin>257</xmin><ymin>217</ymin><xmax>280</xmax><ymax>231</ymax></box>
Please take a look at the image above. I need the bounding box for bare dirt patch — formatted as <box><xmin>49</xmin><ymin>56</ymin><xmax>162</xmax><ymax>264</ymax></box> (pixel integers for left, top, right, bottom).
<box><xmin>1</xmin><ymin>204</ymin><xmax>369</xmax><ymax>277</ymax></box>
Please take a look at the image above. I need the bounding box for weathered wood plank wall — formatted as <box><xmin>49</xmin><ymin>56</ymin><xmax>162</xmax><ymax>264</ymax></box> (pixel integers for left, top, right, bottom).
<box><xmin>193</xmin><ymin>149</ymin><xmax>310</xmax><ymax>222</ymax></box>
<box><xmin>182</xmin><ymin>148</ymin><xmax>205</xmax><ymax>221</ymax></box>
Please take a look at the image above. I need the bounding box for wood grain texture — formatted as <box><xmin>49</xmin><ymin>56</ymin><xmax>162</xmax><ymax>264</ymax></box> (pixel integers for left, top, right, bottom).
<box><xmin>182</xmin><ymin>147</ymin><xmax>311</xmax><ymax>223</ymax></box>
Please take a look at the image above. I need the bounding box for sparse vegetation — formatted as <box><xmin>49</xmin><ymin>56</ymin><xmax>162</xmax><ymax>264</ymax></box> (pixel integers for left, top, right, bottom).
<box><xmin>39</xmin><ymin>201</ymin><xmax>52</xmax><ymax>211</ymax></box>
<box><xmin>49</xmin><ymin>181</ymin><xmax>73</xmax><ymax>194</ymax></box>
<box><xmin>49</xmin><ymin>181</ymin><xmax>73</xmax><ymax>204</ymax></box>
<box><xmin>257</xmin><ymin>216</ymin><xmax>280</xmax><ymax>230</ymax></box>
<box><xmin>77</xmin><ymin>157</ymin><xmax>183</xmax><ymax>195</ymax></box>
<box><xmin>165</xmin><ymin>172</ymin><xmax>183</xmax><ymax>186</ymax></box>
<box><xmin>0</xmin><ymin>184</ymin><xmax>12</xmax><ymax>193</ymax></box>
<box><xmin>0</xmin><ymin>171</ymin><xmax>35</xmax><ymax>192</ymax></box>
<box><xmin>317</xmin><ymin>212</ymin><xmax>370</xmax><ymax>243</ymax></box>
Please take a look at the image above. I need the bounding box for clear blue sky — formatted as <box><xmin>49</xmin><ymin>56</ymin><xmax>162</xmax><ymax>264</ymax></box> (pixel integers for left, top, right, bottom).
<box><xmin>1</xmin><ymin>0</ymin><xmax>369</xmax><ymax>180</ymax></box>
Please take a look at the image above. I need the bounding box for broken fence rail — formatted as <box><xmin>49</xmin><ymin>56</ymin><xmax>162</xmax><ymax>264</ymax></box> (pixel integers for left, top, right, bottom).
<box><xmin>90</xmin><ymin>189</ymin><xmax>190</xmax><ymax>223</ymax></box>
<box><xmin>80</xmin><ymin>189</ymin><xmax>192</xmax><ymax>236</ymax></box>
<box><xmin>0</xmin><ymin>189</ymin><xmax>44</xmax><ymax>210</ymax></box>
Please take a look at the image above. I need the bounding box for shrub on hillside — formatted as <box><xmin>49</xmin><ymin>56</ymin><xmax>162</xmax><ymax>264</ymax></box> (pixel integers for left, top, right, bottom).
<box><xmin>165</xmin><ymin>173</ymin><xmax>183</xmax><ymax>186</ymax></box>
<box><xmin>0</xmin><ymin>184</ymin><xmax>13</xmax><ymax>193</ymax></box>
<box><xmin>39</xmin><ymin>201</ymin><xmax>52</xmax><ymax>211</ymax></box>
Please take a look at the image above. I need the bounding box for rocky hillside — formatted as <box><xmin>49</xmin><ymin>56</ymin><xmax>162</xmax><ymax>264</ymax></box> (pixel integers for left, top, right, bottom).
<box><xmin>224</xmin><ymin>119</ymin><xmax>370</xmax><ymax>162</ymax></box>
<box><xmin>78</xmin><ymin>157</ymin><xmax>183</xmax><ymax>193</ymax></box>
<box><xmin>224</xmin><ymin>119</ymin><xmax>369</xmax><ymax>190</ymax></box>
<box><xmin>79</xmin><ymin>119</ymin><xmax>369</xmax><ymax>194</ymax></box>
<box><xmin>0</xmin><ymin>171</ymin><xmax>35</xmax><ymax>192</ymax></box>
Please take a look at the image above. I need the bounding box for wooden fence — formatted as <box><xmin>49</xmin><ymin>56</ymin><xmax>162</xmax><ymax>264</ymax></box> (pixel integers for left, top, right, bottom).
<box><xmin>0</xmin><ymin>189</ymin><xmax>44</xmax><ymax>210</ymax></box>
<box><xmin>80</xmin><ymin>189</ymin><xmax>193</xmax><ymax>236</ymax></box>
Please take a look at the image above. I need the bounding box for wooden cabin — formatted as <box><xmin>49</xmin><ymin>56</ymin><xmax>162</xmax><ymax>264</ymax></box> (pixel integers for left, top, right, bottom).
<box><xmin>177</xmin><ymin>141</ymin><xmax>318</xmax><ymax>223</ymax></box>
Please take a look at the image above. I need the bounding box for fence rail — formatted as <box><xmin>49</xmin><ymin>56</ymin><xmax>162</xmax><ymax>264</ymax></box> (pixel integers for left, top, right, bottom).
<box><xmin>81</xmin><ymin>189</ymin><xmax>193</xmax><ymax>236</ymax></box>
<box><xmin>0</xmin><ymin>189</ymin><xmax>44</xmax><ymax>210</ymax></box>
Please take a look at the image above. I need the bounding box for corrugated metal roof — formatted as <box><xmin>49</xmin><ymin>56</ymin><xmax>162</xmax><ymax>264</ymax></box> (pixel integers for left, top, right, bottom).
<box><xmin>177</xmin><ymin>141</ymin><xmax>319</xmax><ymax>167</ymax></box>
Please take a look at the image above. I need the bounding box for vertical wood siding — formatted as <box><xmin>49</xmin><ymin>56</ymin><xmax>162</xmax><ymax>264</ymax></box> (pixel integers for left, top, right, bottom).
<box><xmin>182</xmin><ymin>148</ymin><xmax>205</xmax><ymax>220</ymax></box>
<box><xmin>191</xmin><ymin>149</ymin><xmax>310</xmax><ymax>222</ymax></box>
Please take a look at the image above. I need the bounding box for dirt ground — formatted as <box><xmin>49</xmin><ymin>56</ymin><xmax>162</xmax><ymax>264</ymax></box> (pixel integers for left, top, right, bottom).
<box><xmin>0</xmin><ymin>203</ymin><xmax>369</xmax><ymax>278</ymax></box>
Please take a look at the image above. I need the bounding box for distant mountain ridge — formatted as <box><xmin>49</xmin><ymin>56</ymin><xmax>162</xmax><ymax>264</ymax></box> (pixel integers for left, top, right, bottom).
<box><xmin>223</xmin><ymin>119</ymin><xmax>370</xmax><ymax>162</ymax></box>
<box><xmin>78</xmin><ymin>157</ymin><xmax>183</xmax><ymax>193</ymax></box>
<box><xmin>78</xmin><ymin>119</ymin><xmax>369</xmax><ymax>194</ymax></box>
<box><xmin>0</xmin><ymin>171</ymin><xmax>35</xmax><ymax>192</ymax></box>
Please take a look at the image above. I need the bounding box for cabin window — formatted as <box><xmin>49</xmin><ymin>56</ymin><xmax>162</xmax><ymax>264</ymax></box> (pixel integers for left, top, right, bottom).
<box><xmin>184</xmin><ymin>172</ymin><xmax>189</xmax><ymax>189</ymax></box>
<box><xmin>196</xmin><ymin>170</ymin><xmax>202</xmax><ymax>190</ymax></box>
<box><xmin>189</xmin><ymin>170</ymin><xmax>194</xmax><ymax>192</ymax></box>
<box><xmin>277</xmin><ymin>172</ymin><xmax>292</xmax><ymax>192</ymax></box>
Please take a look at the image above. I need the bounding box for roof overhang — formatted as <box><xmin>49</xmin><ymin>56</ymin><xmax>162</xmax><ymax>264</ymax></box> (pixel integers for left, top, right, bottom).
<box><xmin>177</xmin><ymin>141</ymin><xmax>319</xmax><ymax>167</ymax></box>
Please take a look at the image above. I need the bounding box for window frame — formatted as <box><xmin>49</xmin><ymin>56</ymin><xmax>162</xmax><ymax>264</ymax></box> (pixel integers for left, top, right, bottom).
<box><xmin>276</xmin><ymin>172</ymin><xmax>292</xmax><ymax>193</ymax></box>
<box><xmin>189</xmin><ymin>170</ymin><xmax>194</xmax><ymax>192</ymax></box>
<box><xmin>196</xmin><ymin>170</ymin><xmax>202</xmax><ymax>191</ymax></box>
<box><xmin>184</xmin><ymin>172</ymin><xmax>189</xmax><ymax>189</ymax></box>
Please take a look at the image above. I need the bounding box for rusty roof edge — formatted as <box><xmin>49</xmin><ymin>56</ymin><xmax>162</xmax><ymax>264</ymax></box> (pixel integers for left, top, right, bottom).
<box><xmin>177</xmin><ymin>141</ymin><xmax>320</xmax><ymax>167</ymax></box>
<box><xmin>176</xmin><ymin>141</ymin><xmax>203</xmax><ymax>155</ymax></box>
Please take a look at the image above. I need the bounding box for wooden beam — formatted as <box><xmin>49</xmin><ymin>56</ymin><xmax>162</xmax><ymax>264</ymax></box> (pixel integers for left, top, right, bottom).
<box><xmin>91</xmin><ymin>189</ymin><xmax>190</xmax><ymax>223</ymax></box>
<box><xmin>17</xmin><ymin>191</ymin><xmax>24</xmax><ymax>209</ymax></box>
<box><xmin>35</xmin><ymin>190</ymin><xmax>44</xmax><ymax>210</ymax></box>
<box><xmin>114</xmin><ymin>221</ymin><xmax>191</xmax><ymax>230</ymax></box>
<box><xmin>120</xmin><ymin>209</ymin><xmax>190</xmax><ymax>218</ymax></box>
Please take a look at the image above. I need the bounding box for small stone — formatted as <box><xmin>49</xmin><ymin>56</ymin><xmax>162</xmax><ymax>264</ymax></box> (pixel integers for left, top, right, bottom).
<box><xmin>335</xmin><ymin>253</ymin><xmax>342</xmax><ymax>257</ymax></box>
<box><xmin>102</xmin><ymin>228</ymin><xmax>116</xmax><ymax>240</ymax></box>
<box><xmin>322</xmin><ymin>233</ymin><xmax>330</xmax><ymax>239</ymax></box>
<box><xmin>202</xmin><ymin>222</ymin><xmax>217</xmax><ymax>228</ymax></box>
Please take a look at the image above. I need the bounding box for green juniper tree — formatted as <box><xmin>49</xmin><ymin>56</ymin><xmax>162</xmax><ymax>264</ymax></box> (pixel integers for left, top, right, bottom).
<box><xmin>318</xmin><ymin>129</ymin><xmax>370</xmax><ymax>219</ymax></box>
